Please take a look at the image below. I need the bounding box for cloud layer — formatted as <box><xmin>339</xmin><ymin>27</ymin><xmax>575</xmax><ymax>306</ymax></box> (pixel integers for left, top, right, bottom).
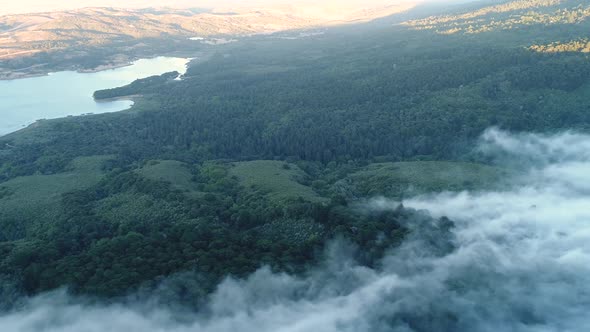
<box><xmin>1</xmin><ymin>128</ymin><xmax>590</xmax><ymax>332</ymax></box>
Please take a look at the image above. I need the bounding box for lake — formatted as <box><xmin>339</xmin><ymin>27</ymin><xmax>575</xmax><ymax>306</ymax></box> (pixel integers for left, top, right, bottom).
<box><xmin>0</xmin><ymin>56</ymin><xmax>190</xmax><ymax>136</ymax></box>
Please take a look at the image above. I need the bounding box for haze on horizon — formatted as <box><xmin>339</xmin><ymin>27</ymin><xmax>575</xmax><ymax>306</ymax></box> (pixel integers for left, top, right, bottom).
<box><xmin>0</xmin><ymin>0</ymin><xmax>463</xmax><ymax>15</ymax></box>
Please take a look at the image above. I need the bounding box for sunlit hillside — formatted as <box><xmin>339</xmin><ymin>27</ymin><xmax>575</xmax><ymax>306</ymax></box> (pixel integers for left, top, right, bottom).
<box><xmin>0</xmin><ymin>2</ymin><xmax>418</xmax><ymax>60</ymax></box>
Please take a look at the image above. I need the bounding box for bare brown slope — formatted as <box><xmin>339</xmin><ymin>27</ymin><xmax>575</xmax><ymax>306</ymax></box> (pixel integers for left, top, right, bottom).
<box><xmin>0</xmin><ymin>3</ymin><xmax>417</xmax><ymax>60</ymax></box>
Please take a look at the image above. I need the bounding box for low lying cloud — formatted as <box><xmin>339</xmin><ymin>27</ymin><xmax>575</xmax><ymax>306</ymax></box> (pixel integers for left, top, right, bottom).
<box><xmin>2</xmin><ymin>128</ymin><xmax>590</xmax><ymax>332</ymax></box>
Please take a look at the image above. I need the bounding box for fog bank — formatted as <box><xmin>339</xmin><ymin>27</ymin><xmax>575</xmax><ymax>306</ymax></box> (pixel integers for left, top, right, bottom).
<box><xmin>1</xmin><ymin>128</ymin><xmax>589</xmax><ymax>332</ymax></box>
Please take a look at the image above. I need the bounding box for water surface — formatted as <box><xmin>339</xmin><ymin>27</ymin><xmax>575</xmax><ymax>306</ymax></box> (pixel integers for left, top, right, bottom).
<box><xmin>0</xmin><ymin>57</ymin><xmax>190</xmax><ymax>136</ymax></box>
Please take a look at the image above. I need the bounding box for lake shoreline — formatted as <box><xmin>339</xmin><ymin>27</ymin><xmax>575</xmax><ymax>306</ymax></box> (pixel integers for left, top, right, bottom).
<box><xmin>0</xmin><ymin>56</ymin><xmax>190</xmax><ymax>136</ymax></box>
<box><xmin>0</xmin><ymin>51</ymin><xmax>206</xmax><ymax>81</ymax></box>
<box><xmin>94</xmin><ymin>94</ymin><xmax>143</xmax><ymax>103</ymax></box>
<box><xmin>0</xmin><ymin>61</ymin><xmax>136</xmax><ymax>81</ymax></box>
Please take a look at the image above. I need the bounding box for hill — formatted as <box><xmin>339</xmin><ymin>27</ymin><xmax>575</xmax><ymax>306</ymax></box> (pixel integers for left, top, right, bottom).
<box><xmin>336</xmin><ymin>161</ymin><xmax>509</xmax><ymax>199</ymax></box>
<box><xmin>230</xmin><ymin>160</ymin><xmax>327</xmax><ymax>203</ymax></box>
<box><xmin>0</xmin><ymin>2</ymin><xmax>417</xmax><ymax>79</ymax></box>
<box><xmin>402</xmin><ymin>0</ymin><xmax>590</xmax><ymax>46</ymax></box>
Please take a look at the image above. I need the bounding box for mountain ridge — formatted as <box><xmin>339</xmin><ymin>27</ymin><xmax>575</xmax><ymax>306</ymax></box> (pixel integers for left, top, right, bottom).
<box><xmin>0</xmin><ymin>3</ymin><xmax>417</xmax><ymax>60</ymax></box>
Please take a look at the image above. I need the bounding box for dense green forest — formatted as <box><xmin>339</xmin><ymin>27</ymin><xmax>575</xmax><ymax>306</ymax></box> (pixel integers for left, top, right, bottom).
<box><xmin>1</xmin><ymin>0</ymin><xmax>590</xmax><ymax>307</ymax></box>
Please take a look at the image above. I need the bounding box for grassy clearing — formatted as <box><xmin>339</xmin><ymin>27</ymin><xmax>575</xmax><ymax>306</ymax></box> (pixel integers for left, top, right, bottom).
<box><xmin>348</xmin><ymin>161</ymin><xmax>508</xmax><ymax>198</ymax></box>
<box><xmin>0</xmin><ymin>155</ymin><xmax>110</xmax><ymax>239</ymax></box>
<box><xmin>136</xmin><ymin>160</ymin><xmax>202</xmax><ymax>198</ymax></box>
<box><xmin>230</xmin><ymin>160</ymin><xmax>325</xmax><ymax>203</ymax></box>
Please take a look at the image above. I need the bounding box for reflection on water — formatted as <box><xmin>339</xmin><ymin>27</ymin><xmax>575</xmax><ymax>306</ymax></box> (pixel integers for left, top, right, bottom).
<box><xmin>0</xmin><ymin>57</ymin><xmax>190</xmax><ymax>136</ymax></box>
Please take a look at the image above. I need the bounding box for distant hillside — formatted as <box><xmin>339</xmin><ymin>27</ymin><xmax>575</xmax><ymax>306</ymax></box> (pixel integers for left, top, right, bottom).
<box><xmin>0</xmin><ymin>3</ymin><xmax>416</xmax><ymax>60</ymax></box>
<box><xmin>402</xmin><ymin>0</ymin><xmax>590</xmax><ymax>36</ymax></box>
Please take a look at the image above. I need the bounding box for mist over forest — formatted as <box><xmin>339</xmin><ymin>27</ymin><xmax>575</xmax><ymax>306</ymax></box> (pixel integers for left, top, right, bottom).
<box><xmin>1</xmin><ymin>0</ymin><xmax>590</xmax><ymax>331</ymax></box>
<box><xmin>3</xmin><ymin>129</ymin><xmax>590</xmax><ymax>331</ymax></box>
